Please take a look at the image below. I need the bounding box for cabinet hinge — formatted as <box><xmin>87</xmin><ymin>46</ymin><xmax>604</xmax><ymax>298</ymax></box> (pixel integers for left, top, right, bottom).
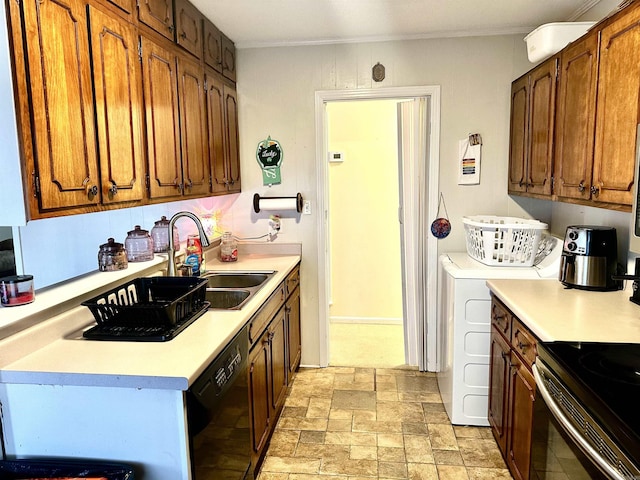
<box><xmin>145</xmin><ymin>173</ymin><xmax>150</xmax><ymax>191</ymax></box>
<box><xmin>32</xmin><ymin>172</ymin><xmax>40</xmax><ymax>196</ymax></box>
<box><xmin>138</xmin><ymin>38</ymin><xmax>142</xmax><ymax>62</ymax></box>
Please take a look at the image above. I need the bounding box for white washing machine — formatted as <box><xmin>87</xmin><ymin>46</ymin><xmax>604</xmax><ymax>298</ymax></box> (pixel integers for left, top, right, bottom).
<box><xmin>436</xmin><ymin>236</ymin><xmax>562</xmax><ymax>426</ymax></box>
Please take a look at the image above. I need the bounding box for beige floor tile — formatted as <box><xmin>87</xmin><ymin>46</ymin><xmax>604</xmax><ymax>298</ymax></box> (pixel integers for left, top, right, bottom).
<box><xmin>350</xmin><ymin>445</ymin><xmax>377</xmax><ymax>460</ymax></box>
<box><xmin>437</xmin><ymin>464</ymin><xmax>470</xmax><ymax>479</ymax></box>
<box><xmin>352</xmin><ymin>417</ymin><xmax>404</xmax><ymax>434</ymax></box>
<box><xmin>433</xmin><ymin>449</ymin><xmax>464</xmax><ymax>466</ymax></box>
<box><xmin>256</xmin><ymin>472</ymin><xmax>290</xmax><ymax>480</ymax></box>
<box><xmin>407</xmin><ymin>463</ymin><xmax>439</xmax><ymax>480</ymax></box>
<box><xmin>379</xmin><ymin>446</ymin><xmax>407</xmax><ymax>462</ymax></box>
<box><xmin>327</xmin><ymin>418</ymin><xmax>352</xmax><ymax>432</ymax></box>
<box><xmin>324</xmin><ymin>431</ymin><xmax>378</xmax><ymax>446</ymax></box>
<box><xmin>277</xmin><ymin>417</ymin><xmax>328</xmax><ymax>431</ymax></box>
<box><xmin>306</xmin><ymin>397</ymin><xmax>332</xmax><ymax>418</ymax></box>
<box><xmin>299</xmin><ymin>430</ymin><xmax>325</xmax><ymax>444</ymax></box>
<box><xmin>379</xmin><ymin>461</ymin><xmax>408</xmax><ymax>478</ymax></box>
<box><xmin>294</xmin><ymin>443</ymin><xmax>350</xmax><ymax>460</ymax></box>
<box><xmin>320</xmin><ymin>458</ymin><xmax>378</xmax><ymax>476</ymax></box>
<box><xmin>457</xmin><ymin>439</ymin><xmax>507</xmax><ymax>469</ymax></box>
<box><xmin>454</xmin><ymin>426</ymin><xmax>485</xmax><ymax>439</ymax></box>
<box><xmin>466</xmin><ymin>467</ymin><xmax>513</xmax><ymax>479</ymax></box>
<box><xmin>428</xmin><ymin>423</ymin><xmax>459</xmax><ymax>450</ymax></box>
<box><xmin>332</xmin><ymin>390</ymin><xmax>377</xmax><ymax>410</ymax></box>
<box><xmin>402</xmin><ymin>423</ymin><xmax>429</xmax><ymax>435</ymax></box>
<box><xmin>261</xmin><ymin>456</ymin><xmax>321</xmax><ymax>474</ymax></box>
<box><xmin>267</xmin><ymin>430</ymin><xmax>301</xmax><ymax>457</ymax></box>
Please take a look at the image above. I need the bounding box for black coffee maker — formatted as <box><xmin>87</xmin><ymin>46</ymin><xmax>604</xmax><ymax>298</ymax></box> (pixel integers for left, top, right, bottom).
<box><xmin>559</xmin><ymin>226</ymin><xmax>623</xmax><ymax>291</ymax></box>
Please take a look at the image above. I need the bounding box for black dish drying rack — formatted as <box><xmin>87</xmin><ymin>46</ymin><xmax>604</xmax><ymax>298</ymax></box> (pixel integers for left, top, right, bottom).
<box><xmin>82</xmin><ymin>276</ymin><xmax>209</xmax><ymax>342</ymax></box>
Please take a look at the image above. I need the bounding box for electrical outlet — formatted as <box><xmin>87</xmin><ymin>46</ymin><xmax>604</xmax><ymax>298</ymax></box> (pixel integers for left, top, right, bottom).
<box><xmin>303</xmin><ymin>201</ymin><xmax>311</xmax><ymax>215</ymax></box>
<box><xmin>268</xmin><ymin>215</ymin><xmax>281</xmax><ymax>241</ymax></box>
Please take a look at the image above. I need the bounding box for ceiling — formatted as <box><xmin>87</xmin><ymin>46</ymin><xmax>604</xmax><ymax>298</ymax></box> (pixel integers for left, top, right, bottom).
<box><xmin>190</xmin><ymin>0</ymin><xmax>611</xmax><ymax>49</ymax></box>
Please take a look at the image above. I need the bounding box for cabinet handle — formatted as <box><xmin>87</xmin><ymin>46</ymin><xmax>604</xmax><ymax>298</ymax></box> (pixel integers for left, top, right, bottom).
<box><xmin>590</xmin><ymin>185</ymin><xmax>600</xmax><ymax>197</ymax></box>
<box><xmin>180</xmin><ymin>32</ymin><xmax>187</xmax><ymax>40</ymax></box>
<box><xmin>177</xmin><ymin>183</ymin><xmax>184</xmax><ymax>194</ymax></box>
<box><xmin>109</xmin><ymin>183</ymin><xmax>118</xmax><ymax>197</ymax></box>
<box><xmin>87</xmin><ymin>185</ymin><xmax>98</xmax><ymax>198</ymax></box>
<box><xmin>578</xmin><ymin>182</ymin><xmax>585</xmax><ymax>192</ymax></box>
<box><xmin>517</xmin><ymin>340</ymin><xmax>530</xmax><ymax>352</ymax></box>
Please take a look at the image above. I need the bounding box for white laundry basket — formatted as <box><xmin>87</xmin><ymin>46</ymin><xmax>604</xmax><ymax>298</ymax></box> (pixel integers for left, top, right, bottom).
<box><xmin>463</xmin><ymin>216</ymin><xmax>548</xmax><ymax>266</ymax></box>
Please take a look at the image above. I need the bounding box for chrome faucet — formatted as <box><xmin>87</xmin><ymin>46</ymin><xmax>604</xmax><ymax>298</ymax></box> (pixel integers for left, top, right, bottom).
<box><xmin>167</xmin><ymin>211</ymin><xmax>210</xmax><ymax>276</ymax></box>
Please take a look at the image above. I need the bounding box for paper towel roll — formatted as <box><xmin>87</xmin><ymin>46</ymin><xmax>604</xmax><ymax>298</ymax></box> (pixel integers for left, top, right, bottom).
<box><xmin>253</xmin><ymin>193</ymin><xmax>303</xmax><ymax>213</ymax></box>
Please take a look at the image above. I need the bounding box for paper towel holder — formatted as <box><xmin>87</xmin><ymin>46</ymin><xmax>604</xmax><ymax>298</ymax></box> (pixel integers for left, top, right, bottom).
<box><xmin>253</xmin><ymin>193</ymin><xmax>304</xmax><ymax>213</ymax></box>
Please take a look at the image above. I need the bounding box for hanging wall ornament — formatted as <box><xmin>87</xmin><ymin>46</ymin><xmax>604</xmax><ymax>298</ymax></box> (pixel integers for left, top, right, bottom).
<box><xmin>431</xmin><ymin>193</ymin><xmax>452</xmax><ymax>239</ymax></box>
<box><xmin>256</xmin><ymin>136</ymin><xmax>283</xmax><ymax>186</ymax></box>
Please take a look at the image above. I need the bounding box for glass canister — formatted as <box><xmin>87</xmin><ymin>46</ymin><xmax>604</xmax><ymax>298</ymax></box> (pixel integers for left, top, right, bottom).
<box><xmin>1</xmin><ymin>275</ymin><xmax>35</xmax><ymax>306</ymax></box>
<box><xmin>220</xmin><ymin>232</ymin><xmax>238</xmax><ymax>262</ymax></box>
<box><xmin>151</xmin><ymin>215</ymin><xmax>180</xmax><ymax>253</ymax></box>
<box><xmin>98</xmin><ymin>238</ymin><xmax>128</xmax><ymax>271</ymax></box>
<box><xmin>125</xmin><ymin>225</ymin><xmax>154</xmax><ymax>262</ymax></box>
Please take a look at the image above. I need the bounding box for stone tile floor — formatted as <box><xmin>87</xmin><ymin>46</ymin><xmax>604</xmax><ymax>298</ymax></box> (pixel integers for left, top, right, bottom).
<box><xmin>257</xmin><ymin>366</ymin><xmax>513</xmax><ymax>480</ymax></box>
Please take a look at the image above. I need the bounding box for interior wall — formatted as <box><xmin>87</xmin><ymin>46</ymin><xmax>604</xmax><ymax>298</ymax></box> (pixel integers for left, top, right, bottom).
<box><xmin>327</xmin><ymin>100</ymin><xmax>403</xmax><ymax>323</ymax></box>
<box><xmin>232</xmin><ymin>34</ymin><xmax>535</xmax><ymax>366</ymax></box>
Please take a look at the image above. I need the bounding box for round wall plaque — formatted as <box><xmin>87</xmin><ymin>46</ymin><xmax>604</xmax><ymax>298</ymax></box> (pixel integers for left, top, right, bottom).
<box><xmin>372</xmin><ymin>63</ymin><xmax>385</xmax><ymax>82</ymax></box>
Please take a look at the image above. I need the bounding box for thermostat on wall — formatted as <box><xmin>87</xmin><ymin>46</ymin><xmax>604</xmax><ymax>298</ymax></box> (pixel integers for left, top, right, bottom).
<box><xmin>328</xmin><ymin>151</ymin><xmax>344</xmax><ymax>163</ymax></box>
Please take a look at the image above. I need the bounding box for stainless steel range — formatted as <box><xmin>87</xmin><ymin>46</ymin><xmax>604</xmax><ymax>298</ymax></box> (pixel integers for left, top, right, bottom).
<box><xmin>533</xmin><ymin>342</ymin><xmax>640</xmax><ymax>479</ymax></box>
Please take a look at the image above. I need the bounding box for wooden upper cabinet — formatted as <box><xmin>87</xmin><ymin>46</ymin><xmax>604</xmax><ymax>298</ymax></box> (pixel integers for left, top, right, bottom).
<box><xmin>592</xmin><ymin>4</ymin><xmax>640</xmax><ymax>207</ymax></box>
<box><xmin>225</xmin><ymin>86</ymin><xmax>241</xmax><ymax>191</ymax></box>
<box><xmin>508</xmin><ymin>57</ymin><xmax>556</xmax><ymax>198</ymax></box>
<box><xmin>554</xmin><ymin>31</ymin><xmax>599</xmax><ymax>201</ymax></box>
<box><xmin>508</xmin><ymin>75</ymin><xmax>529</xmax><ymax>194</ymax></box>
<box><xmin>140</xmin><ymin>36</ymin><xmax>182</xmax><ymax>199</ymax></box>
<box><xmin>527</xmin><ymin>59</ymin><xmax>556</xmax><ymax>196</ymax></box>
<box><xmin>22</xmin><ymin>0</ymin><xmax>100</xmax><ymax>211</ymax></box>
<box><xmin>138</xmin><ymin>0</ymin><xmax>174</xmax><ymax>40</ymax></box>
<box><xmin>104</xmin><ymin>0</ymin><xmax>134</xmax><ymax>14</ymax></box>
<box><xmin>177</xmin><ymin>55</ymin><xmax>210</xmax><ymax>196</ymax></box>
<box><xmin>221</xmin><ymin>34</ymin><xmax>237</xmax><ymax>81</ymax></box>
<box><xmin>174</xmin><ymin>0</ymin><xmax>203</xmax><ymax>58</ymax></box>
<box><xmin>89</xmin><ymin>6</ymin><xmax>145</xmax><ymax>205</ymax></box>
<box><xmin>204</xmin><ymin>19</ymin><xmax>223</xmax><ymax>72</ymax></box>
<box><xmin>207</xmin><ymin>72</ymin><xmax>241</xmax><ymax>194</ymax></box>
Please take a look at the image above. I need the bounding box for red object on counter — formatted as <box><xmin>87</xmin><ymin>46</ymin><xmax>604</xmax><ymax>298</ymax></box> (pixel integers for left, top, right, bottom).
<box><xmin>0</xmin><ymin>275</ymin><xmax>35</xmax><ymax>306</ymax></box>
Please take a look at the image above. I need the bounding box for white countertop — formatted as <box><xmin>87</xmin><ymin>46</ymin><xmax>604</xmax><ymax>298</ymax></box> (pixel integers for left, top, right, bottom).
<box><xmin>487</xmin><ymin>279</ymin><xmax>640</xmax><ymax>343</ymax></box>
<box><xmin>0</xmin><ymin>247</ymin><xmax>301</xmax><ymax>391</ymax></box>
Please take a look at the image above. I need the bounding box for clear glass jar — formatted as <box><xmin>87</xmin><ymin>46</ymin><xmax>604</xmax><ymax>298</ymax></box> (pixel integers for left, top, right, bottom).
<box><xmin>125</xmin><ymin>225</ymin><xmax>154</xmax><ymax>262</ymax></box>
<box><xmin>151</xmin><ymin>216</ymin><xmax>180</xmax><ymax>253</ymax></box>
<box><xmin>98</xmin><ymin>238</ymin><xmax>128</xmax><ymax>272</ymax></box>
<box><xmin>0</xmin><ymin>275</ymin><xmax>35</xmax><ymax>306</ymax></box>
<box><xmin>220</xmin><ymin>232</ymin><xmax>238</xmax><ymax>262</ymax></box>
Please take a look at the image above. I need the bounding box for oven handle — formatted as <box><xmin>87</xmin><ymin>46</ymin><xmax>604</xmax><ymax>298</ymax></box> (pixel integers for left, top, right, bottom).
<box><xmin>532</xmin><ymin>362</ymin><xmax>626</xmax><ymax>480</ymax></box>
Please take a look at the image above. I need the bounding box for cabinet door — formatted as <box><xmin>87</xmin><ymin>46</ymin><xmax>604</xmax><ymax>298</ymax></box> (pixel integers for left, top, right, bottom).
<box><xmin>89</xmin><ymin>6</ymin><xmax>145</xmax><ymax>205</ymax></box>
<box><xmin>174</xmin><ymin>0</ymin><xmax>203</xmax><ymax>58</ymax></box>
<box><xmin>269</xmin><ymin>308</ymin><xmax>288</xmax><ymax>414</ymax></box>
<box><xmin>508</xmin><ymin>74</ymin><xmax>529</xmax><ymax>194</ymax></box>
<box><xmin>286</xmin><ymin>286</ymin><xmax>301</xmax><ymax>375</ymax></box>
<box><xmin>141</xmin><ymin>37</ymin><xmax>183</xmax><ymax>199</ymax></box>
<box><xmin>527</xmin><ymin>58</ymin><xmax>556</xmax><ymax>196</ymax></box>
<box><xmin>507</xmin><ymin>353</ymin><xmax>535</xmax><ymax>480</ymax></box>
<box><xmin>592</xmin><ymin>4</ymin><xmax>640</xmax><ymax>206</ymax></box>
<box><xmin>248</xmin><ymin>334</ymin><xmax>271</xmax><ymax>461</ymax></box>
<box><xmin>204</xmin><ymin>19</ymin><xmax>223</xmax><ymax>72</ymax></box>
<box><xmin>205</xmin><ymin>71</ymin><xmax>228</xmax><ymax>194</ymax></box>
<box><xmin>224</xmin><ymin>85</ymin><xmax>241</xmax><ymax>192</ymax></box>
<box><xmin>488</xmin><ymin>327</ymin><xmax>510</xmax><ymax>457</ymax></box>
<box><xmin>554</xmin><ymin>32</ymin><xmax>599</xmax><ymax>201</ymax></box>
<box><xmin>221</xmin><ymin>34</ymin><xmax>236</xmax><ymax>81</ymax></box>
<box><xmin>138</xmin><ymin>0</ymin><xmax>174</xmax><ymax>40</ymax></box>
<box><xmin>22</xmin><ymin>0</ymin><xmax>100</xmax><ymax>211</ymax></box>
<box><xmin>177</xmin><ymin>55</ymin><xmax>210</xmax><ymax>196</ymax></box>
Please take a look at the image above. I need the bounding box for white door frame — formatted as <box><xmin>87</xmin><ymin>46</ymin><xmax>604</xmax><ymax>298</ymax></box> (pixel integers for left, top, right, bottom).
<box><xmin>314</xmin><ymin>86</ymin><xmax>441</xmax><ymax>370</ymax></box>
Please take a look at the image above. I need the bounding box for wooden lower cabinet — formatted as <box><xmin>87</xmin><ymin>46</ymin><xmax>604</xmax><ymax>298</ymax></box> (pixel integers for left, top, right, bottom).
<box><xmin>488</xmin><ymin>294</ymin><xmax>537</xmax><ymax>480</ymax></box>
<box><xmin>248</xmin><ymin>265</ymin><xmax>302</xmax><ymax>475</ymax></box>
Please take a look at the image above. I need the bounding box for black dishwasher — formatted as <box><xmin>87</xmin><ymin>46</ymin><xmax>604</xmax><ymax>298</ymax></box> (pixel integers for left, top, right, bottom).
<box><xmin>186</xmin><ymin>324</ymin><xmax>252</xmax><ymax>480</ymax></box>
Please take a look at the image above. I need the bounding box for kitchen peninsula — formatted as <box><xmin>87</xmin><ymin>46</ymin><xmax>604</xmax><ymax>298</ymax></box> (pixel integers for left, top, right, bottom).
<box><xmin>0</xmin><ymin>244</ymin><xmax>301</xmax><ymax>480</ymax></box>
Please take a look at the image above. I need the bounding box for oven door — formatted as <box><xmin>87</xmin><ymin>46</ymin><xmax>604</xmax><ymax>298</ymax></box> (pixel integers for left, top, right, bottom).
<box><xmin>532</xmin><ymin>361</ymin><xmax>629</xmax><ymax>480</ymax></box>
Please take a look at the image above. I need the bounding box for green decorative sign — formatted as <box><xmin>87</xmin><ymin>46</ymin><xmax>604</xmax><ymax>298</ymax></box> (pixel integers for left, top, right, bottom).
<box><xmin>256</xmin><ymin>136</ymin><xmax>283</xmax><ymax>185</ymax></box>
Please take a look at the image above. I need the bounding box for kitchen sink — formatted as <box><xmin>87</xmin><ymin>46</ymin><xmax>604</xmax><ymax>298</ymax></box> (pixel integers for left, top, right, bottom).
<box><xmin>205</xmin><ymin>289</ymin><xmax>251</xmax><ymax>309</ymax></box>
<box><xmin>201</xmin><ymin>272</ymin><xmax>272</xmax><ymax>289</ymax></box>
<box><xmin>200</xmin><ymin>271</ymin><xmax>275</xmax><ymax>310</ymax></box>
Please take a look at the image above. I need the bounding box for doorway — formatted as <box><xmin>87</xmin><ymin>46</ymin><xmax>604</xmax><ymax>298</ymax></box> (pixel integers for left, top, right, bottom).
<box><xmin>326</xmin><ymin>99</ymin><xmax>405</xmax><ymax>367</ymax></box>
<box><xmin>315</xmin><ymin>86</ymin><xmax>441</xmax><ymax>371</ymax></box>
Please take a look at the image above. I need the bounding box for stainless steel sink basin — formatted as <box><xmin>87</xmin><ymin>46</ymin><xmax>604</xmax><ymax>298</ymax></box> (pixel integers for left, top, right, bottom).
<box><xmin>205</xmin><ymin>289</ymin><xmax>251</xmax><ymax>309</ymax></box>
<box><xmin>200</xmin><ymin>271</ymin><xmax>275</xmax><ymax>309</ymax></box>
<box><xmin>201</xmin><ymin>272</ymin><xmax>272</xmax><ymax>289</ymax></box>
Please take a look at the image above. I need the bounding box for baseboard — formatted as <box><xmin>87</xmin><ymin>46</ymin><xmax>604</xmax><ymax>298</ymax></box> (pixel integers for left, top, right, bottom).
<box><xmin>330</xmin><ymin>316</ymin><xmax>402</xmax><ymax>325</ymax></box>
